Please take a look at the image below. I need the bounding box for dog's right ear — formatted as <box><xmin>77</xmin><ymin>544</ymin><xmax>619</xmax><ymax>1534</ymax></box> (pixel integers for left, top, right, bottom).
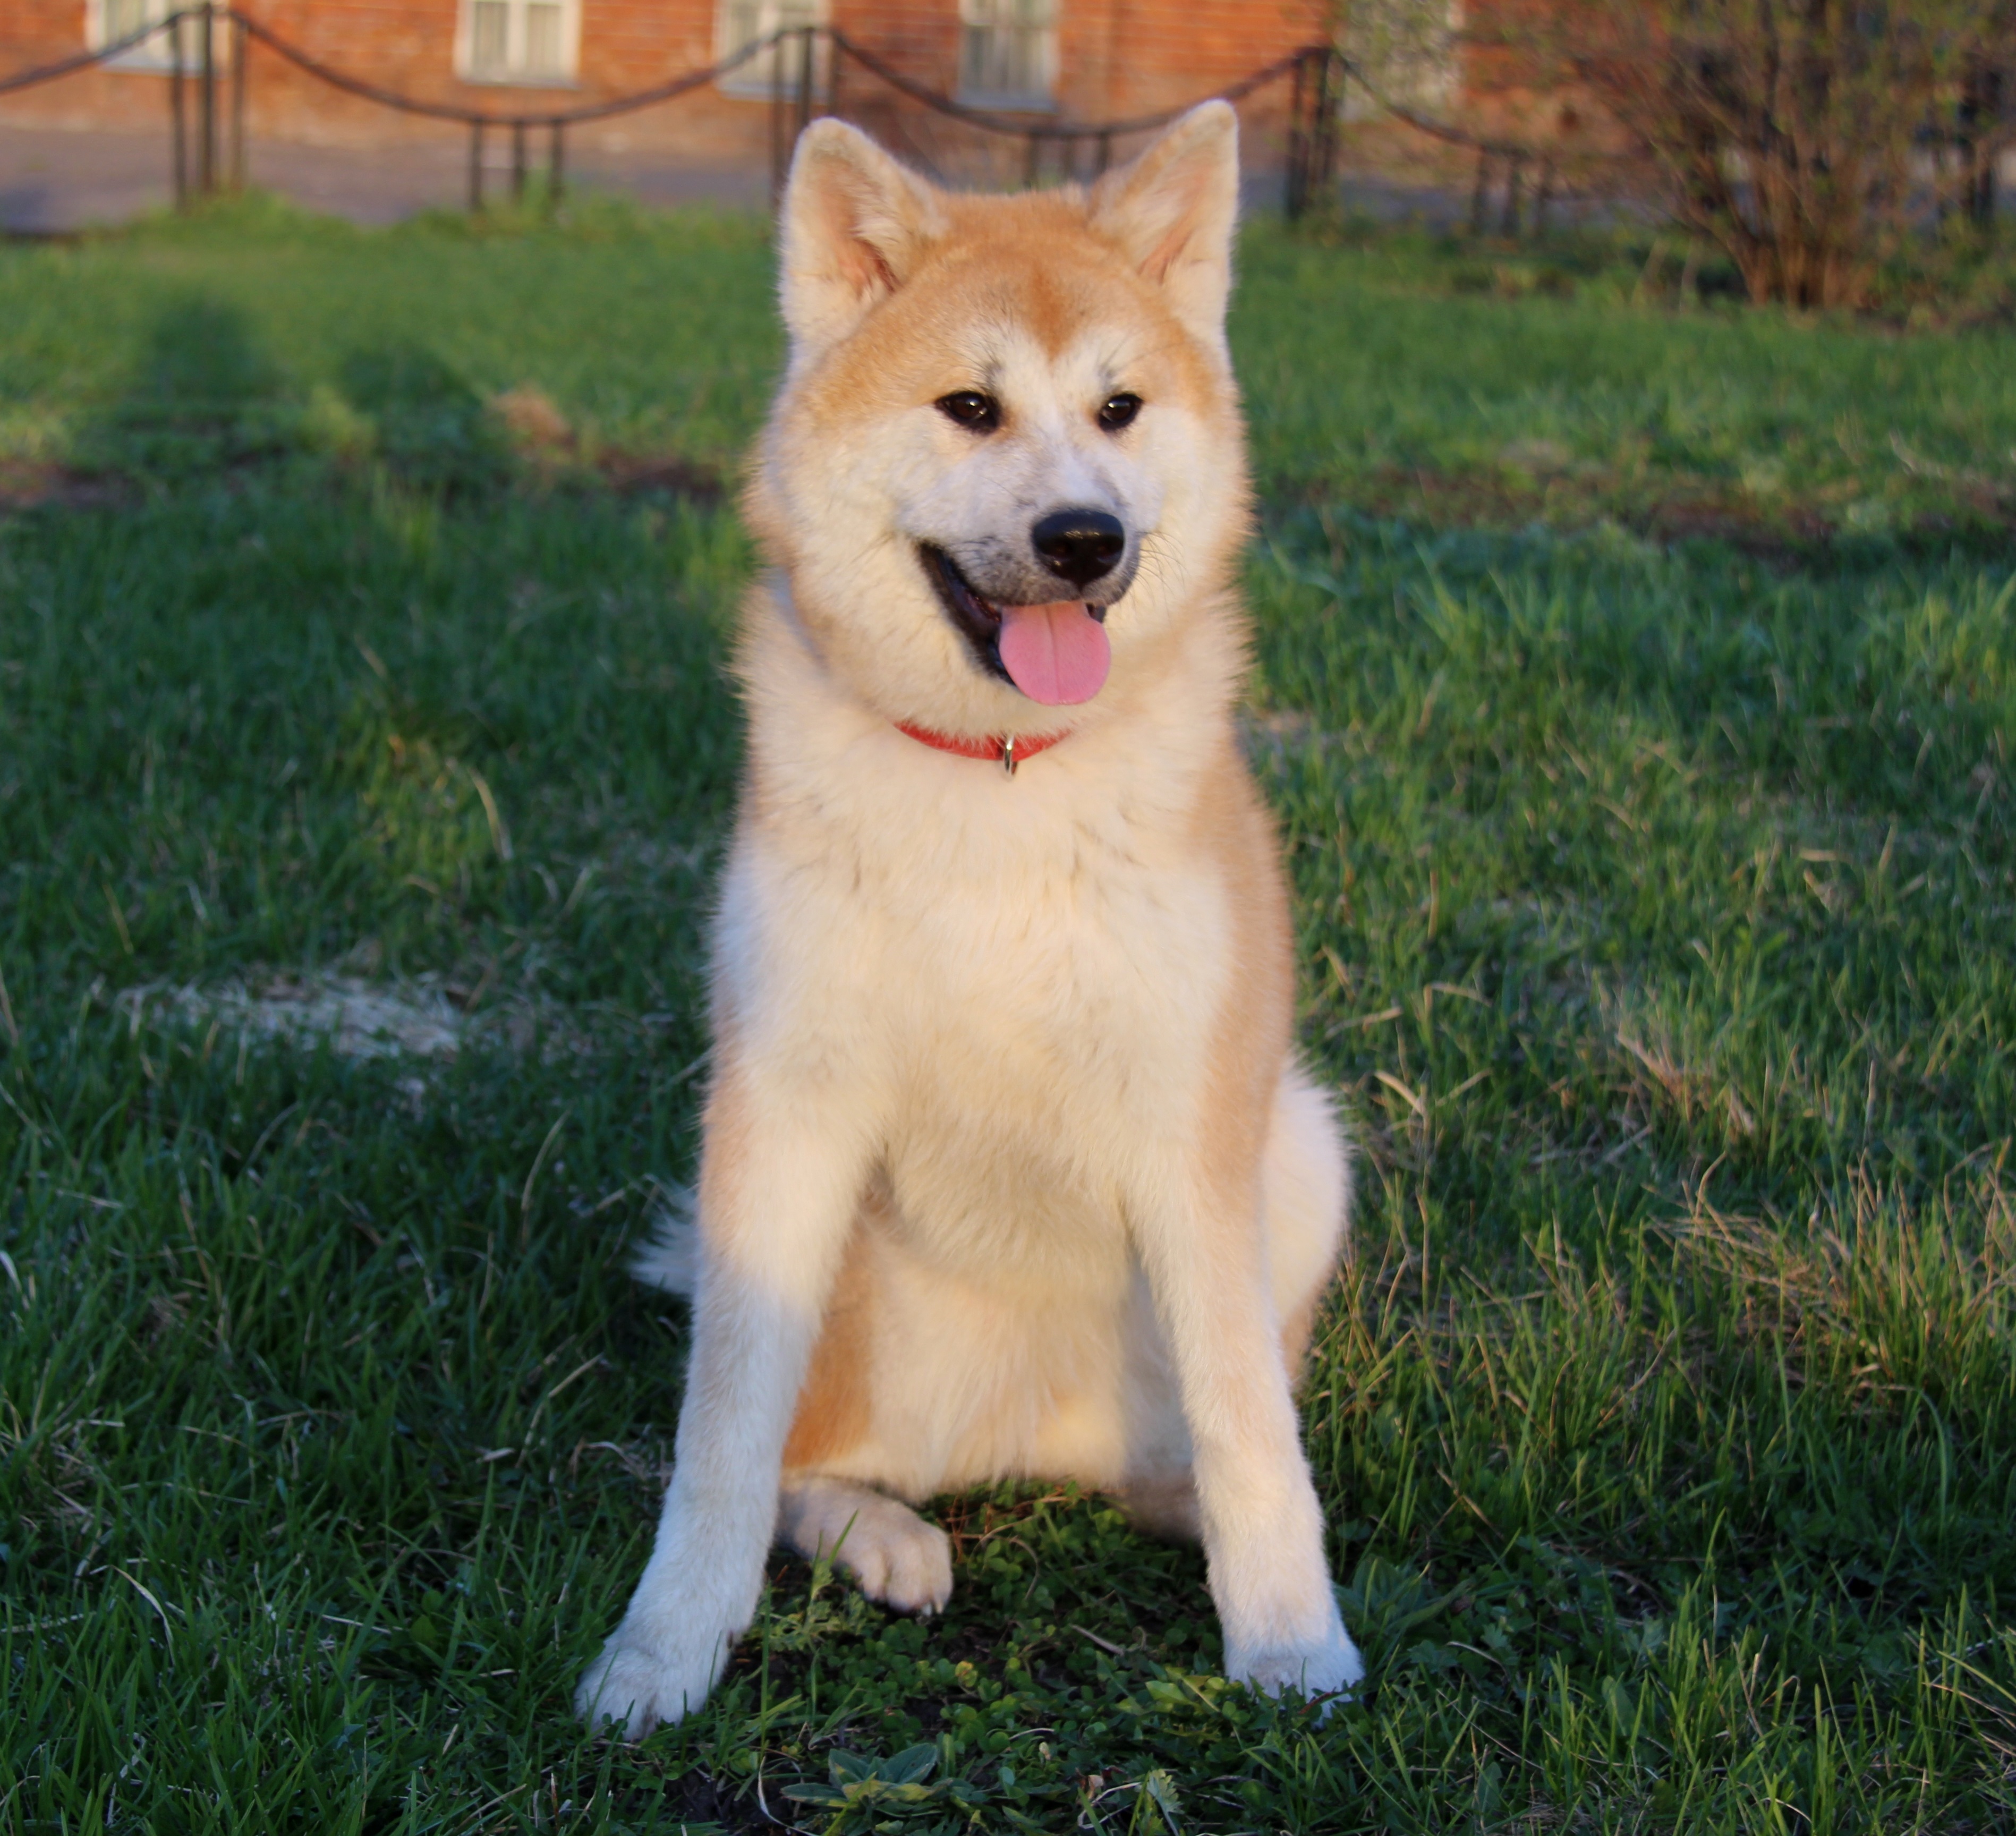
<box><xmin>779</xmin><ymin>121</ymin><xmax>945</xmax><ymax>359</ymax></box>
<box><xmin>1088</xmin><ymin>101</ymin><xmax>1239</xmax><ymax>355</ymax></box>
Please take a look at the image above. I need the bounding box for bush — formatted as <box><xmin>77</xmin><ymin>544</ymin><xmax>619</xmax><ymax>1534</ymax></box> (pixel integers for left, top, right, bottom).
<box><xmin>1494</xmin><ymin>0</ymin><xmax>2015</xmax><ymax>307</ymax></box>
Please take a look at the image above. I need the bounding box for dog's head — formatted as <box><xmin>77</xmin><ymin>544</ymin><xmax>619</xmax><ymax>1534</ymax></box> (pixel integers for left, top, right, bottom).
<box><xmin>748</xmin><ymin>104</ymin><xmax>1247</xmax><ymax>736</ymax></box>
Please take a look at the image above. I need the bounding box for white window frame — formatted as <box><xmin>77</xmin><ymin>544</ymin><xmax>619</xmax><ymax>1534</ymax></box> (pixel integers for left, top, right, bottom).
<box><xmin>715</xmin><ymin>0</ymin><xmax>830</xmax><ymax>100</ymax></box>
<box><xmin>455</xmin><ymin>0</ymin><xmax>583</xmax><ymax>88</ymax></box>
<box><xmin>87</xmin><ymin>0</ymin><xmax>222</xmax><ymax>74</ymax></box>
<box><xmin>957</xmin><ymin>0</ymin><xmax>1058</xmax><ymax>113</ymax></box>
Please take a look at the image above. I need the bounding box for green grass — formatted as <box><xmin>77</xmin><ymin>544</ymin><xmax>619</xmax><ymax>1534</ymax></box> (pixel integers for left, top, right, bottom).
<box><xmin>0</xmin><ymin>194</ymin><xmax>780</xmax><ymax>484</ymax></box>
<box><xmin>2</xmin><ymin>195</ymin><xmax>2015</xmax><ymax>1832</ymax></box>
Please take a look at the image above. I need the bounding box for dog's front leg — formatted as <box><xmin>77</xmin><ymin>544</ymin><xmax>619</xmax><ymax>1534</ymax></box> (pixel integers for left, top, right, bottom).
<box><xmin>576</xmin><ymin>1072</ymin><xmax>869</xmax><ymax>1737</ymax></box>
<box><xmin>1136</xmin><ymin>1167</ymin><xmax>1362</xmax><ymax>1706</ymax></box>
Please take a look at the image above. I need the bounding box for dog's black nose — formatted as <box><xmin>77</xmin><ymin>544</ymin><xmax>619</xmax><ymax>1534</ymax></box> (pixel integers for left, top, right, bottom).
<box><xmin>1032</xmin><ymin>509</ymin><xmax>1125</xmax><ymax>588</ymax></box>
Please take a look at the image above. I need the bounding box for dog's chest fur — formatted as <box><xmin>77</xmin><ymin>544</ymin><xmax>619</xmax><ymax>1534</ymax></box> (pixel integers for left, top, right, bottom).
<box><xmin>721</xmin><ymin>682</ymin><xmax>1239</xmax><ymax>1288</ymax></box>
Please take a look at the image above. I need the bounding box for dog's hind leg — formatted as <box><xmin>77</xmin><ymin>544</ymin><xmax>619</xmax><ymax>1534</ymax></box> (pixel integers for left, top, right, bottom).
<box><xmin>1264</xmin><ymin>1068</ymin><xmax>1352</xmax><ymax>1373</ymax></box>
<box><xmin>772</xmin><ymin>1212</ymin><xmax>953</xmax><ymax>1616</ymax></box>
<box><xmin>777</xmin><ymin>1475</ymin><xmax>953</xmax><ymax>1614</ymax></box>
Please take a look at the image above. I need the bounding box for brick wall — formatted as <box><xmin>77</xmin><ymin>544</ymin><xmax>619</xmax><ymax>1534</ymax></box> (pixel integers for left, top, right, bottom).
<box><xmin>1</xmin><ymin>0</ymin><xmax>1332</xmax><ymax>173</ymax></box>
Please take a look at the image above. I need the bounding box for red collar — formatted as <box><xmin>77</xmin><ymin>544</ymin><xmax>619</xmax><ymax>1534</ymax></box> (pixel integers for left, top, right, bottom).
<box><xmin>895</xmin><ymin>721</ymin><xmax>1070</xmax><ymax>776</ymax></box>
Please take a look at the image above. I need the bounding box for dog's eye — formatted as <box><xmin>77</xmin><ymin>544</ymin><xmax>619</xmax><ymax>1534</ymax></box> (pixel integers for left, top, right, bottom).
<box><xmin>935</xmin><ymin>391</ymin><xmax>1001</xmax><ymax>432</ymax></box>
<box><xmin>1098</xmin><ymin>393</ymin><xmax>1143</xmax><ymax>432</ymax></box>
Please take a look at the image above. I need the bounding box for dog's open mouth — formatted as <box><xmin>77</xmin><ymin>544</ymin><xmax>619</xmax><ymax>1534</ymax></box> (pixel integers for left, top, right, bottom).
<box><xmin>921</xmin><ymin>546</ymin><xmax>1111</xmax><ymax>707</ymax></box>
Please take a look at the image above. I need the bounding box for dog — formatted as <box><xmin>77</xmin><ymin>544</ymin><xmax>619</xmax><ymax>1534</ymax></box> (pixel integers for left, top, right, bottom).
<box><xmin>576</xmin><ymin>100</ymin><xmax>1361</xmax><ymax>1737</ymax></box>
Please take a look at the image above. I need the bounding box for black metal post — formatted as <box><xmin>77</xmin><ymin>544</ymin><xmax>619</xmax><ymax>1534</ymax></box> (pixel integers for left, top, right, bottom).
<box><xmin>169</xmin><ymin>14</ymin><xmax>188</xmax><ymax>208</ymax></box>
<box><xmin>229</xmin><ymin>10</ymin><xmax>247</xmax><ymax>193</ymax></box>
<box><xmin>549</xmin><ymin>122</ymin><xmax>564</xmax><ymax>209</ymax></box>
<box><xmin>1501</xmin><ymin>154</ymin><xmax>1522</xmax><ymax>239</ymax></box>
<box><xmin>198</xmin><ymin>2</ymin><xmax>216</xmax><ymax>197</ymax></box>
<box><xmin>770</xmin><ymin>35</ymin><xmax>789</xmax><ymax>203</ymax></box>
<box><xmin>1469</xmin><ymin>148</ymin><xmax>1491</xmax><ymax>236</ymax></box>
<box><xmin>1532</xmin><ymin>157</ymin><xmax>1554</xmax><ymax>239</ymax></box>
<box><xmin>512</xmin><ymin>118</ymin><xmax>528</xmax><ymax>202</ymax></box>
<box><xmin>1285</xmin><ymin>47</ymin><xmax>1309</xmax><ymax>220</ymax></box>
<box><xmin>1977</xmin><ymin>67</ymin><xmax>2003</xmax><ymax>229</ymax></box>
<box><xmin>1095</xmin><ymin>129</ymin><xmax>1112</xmax><ymax>177</ymax></box>
<box><xmin>795</xmin><ymin>24</ymin><xmax>814</xmax><ymax>138</ymax></box>
<box><xmin>1311</xmin><ymin>47</ymin><xmax>1337</xmax><ymax>210</ymax></box>
<box><xmin>1960</xmin><ymin>63</ymin><xmax>2001</xmax><ymax>230</ymax></box>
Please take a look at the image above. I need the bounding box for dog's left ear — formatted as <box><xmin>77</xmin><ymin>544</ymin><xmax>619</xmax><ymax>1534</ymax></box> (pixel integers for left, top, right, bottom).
<box><xmin>1089</xmin><ymin>101</ymin><xmax>1239</xmax><ymax>352</ymax></box>
<box><xmin>780</xmin><ymin>120</ymin><xmax>946</xmax><ymax>360</ymax></box>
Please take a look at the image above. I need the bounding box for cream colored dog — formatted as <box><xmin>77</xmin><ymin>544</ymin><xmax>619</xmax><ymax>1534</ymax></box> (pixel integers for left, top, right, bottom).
<box><xmin>576</xmin><ymin>101</ymin><xmax>1360</xmax><ymax>1737</ymax></box>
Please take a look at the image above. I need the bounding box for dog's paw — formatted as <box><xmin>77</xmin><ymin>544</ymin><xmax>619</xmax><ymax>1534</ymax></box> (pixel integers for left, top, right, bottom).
<box><xmin>846</xmin><ymin>1507</ymin><xmax>953</xmax><ymax>1616</ymax></box>
<box><xmin>1229</xmin><ymin>1623</ymin><xmax>1365</xmax><ymax>1713</ymax></box>
<box><xmin>779</xmin><ymin>1481</ymin><xmax>954</xmax><ymax>1616</ymax></box>
<box><xmin>575</xmin><ymin>1629</ymin><xmax>727</xmax><ymax>1738</ymax></box>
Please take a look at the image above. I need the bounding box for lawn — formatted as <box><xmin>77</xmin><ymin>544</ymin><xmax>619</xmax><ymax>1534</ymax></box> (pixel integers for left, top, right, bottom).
<box><xmin>2</xmin><ymin>195</ymin><xmax>2014</xmax><ymax>1834</ymax></box>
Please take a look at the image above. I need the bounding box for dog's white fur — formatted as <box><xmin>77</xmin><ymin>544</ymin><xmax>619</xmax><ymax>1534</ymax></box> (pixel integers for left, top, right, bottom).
<box><xmin>576</xmin><ymin>103</ymin><xmax>1361</xmax><ymax>1737</ymax></box>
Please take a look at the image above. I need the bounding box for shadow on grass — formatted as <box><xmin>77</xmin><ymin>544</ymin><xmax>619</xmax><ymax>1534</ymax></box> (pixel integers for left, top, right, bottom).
<box><xmin>70</xmin><ymin>294</ymin><xmax>287</xmax><ymax>477</ymax></box>
<box><xmin>338</xmin><ymin>340</ymin><xmax>512</xmax><ymax>494</ymax></box>
<box><xmin>62</xmin><ymin>291</ymin><xmax>517</xmax><ymax>494</ymax></box>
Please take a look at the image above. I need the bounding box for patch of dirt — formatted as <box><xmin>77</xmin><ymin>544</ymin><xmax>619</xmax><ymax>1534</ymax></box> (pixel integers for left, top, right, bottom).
<box><xmin>115</xmin><ymin>970</ymin><xmax>591</xmax><ymax>1062</ymax></box>
<box><xmin>0</xmin><ymin>459</ymin><xmax>131</xmax><ymax>514</ymax></box>
<box><xmin>485</xmin><ymin>386</ymin><xmax>728</xmax><ymax>501</ymax></box>
<box><xmin>593</xmin><ymin>449</ymin><xmax>728</xmax><ymax>502</ymax></box>
<box><xmin>1294</xmin><ymin>462</ymin><xmax>2016</xmax><ymax>559</ymax></box>
<box><xmin>121</xmin><ymin>974</ymin><xmax>465</xmax><ymax>1060</ymax></box>
<box><xmin>0</xmin><ymin>426</ymin><xmax>725</xmax><ymax>514</ymax></box>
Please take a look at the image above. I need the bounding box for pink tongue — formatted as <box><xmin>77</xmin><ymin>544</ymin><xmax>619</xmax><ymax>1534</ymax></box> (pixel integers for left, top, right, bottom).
<box><xmin>997</xmin><ymin>602</ymin><xmax>1111</xmax><ymax>706</ymax></box>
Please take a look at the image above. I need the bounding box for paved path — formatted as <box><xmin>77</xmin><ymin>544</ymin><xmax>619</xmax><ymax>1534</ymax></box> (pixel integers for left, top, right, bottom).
<box><xmin>0</xmin><ymin>122</ymin><xmax>768</xmax><ymax>233</ymax></box>
<box><xmin>2</xmin><ymin>119</ymin><xmax>1553</xmax><ymax>236</ymax></box>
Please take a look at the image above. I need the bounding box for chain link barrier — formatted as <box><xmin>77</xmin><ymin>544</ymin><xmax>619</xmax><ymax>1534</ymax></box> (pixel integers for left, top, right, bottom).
<box><xmin>0</xmin><ymin>6</ymin><xmax>1574</xmax><ymax>224</ymax></box>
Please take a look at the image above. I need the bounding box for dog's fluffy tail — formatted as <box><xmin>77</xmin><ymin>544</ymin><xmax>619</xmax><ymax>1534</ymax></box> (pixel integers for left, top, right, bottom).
<box><xmin>630</xmin><ymin>1186</ymin><xmax>699</xmax><ymax>1296</ymax></box>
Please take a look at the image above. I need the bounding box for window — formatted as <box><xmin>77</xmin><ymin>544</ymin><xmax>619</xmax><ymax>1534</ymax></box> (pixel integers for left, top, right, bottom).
<box><xmin>716</xmin><ymin>0</ymin><xmax>829</xmax><ymax>100</ymax></box>
<box><xmin>959</xmin><ymin>0</ymin><xmax>1057</xmax><ymax>112</ymax></box>
<box><xmin>88</xmin><ymin>0</ymin><xmax>216</xmax><ymax>73</ymax></box>
<box><xmin>457</xmin><ymin>0</ymin><xmax>580</xmax><ymax>86</ymax></box>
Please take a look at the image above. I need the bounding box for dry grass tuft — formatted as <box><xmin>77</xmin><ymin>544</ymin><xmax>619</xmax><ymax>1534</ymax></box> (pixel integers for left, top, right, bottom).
<box><xmin>488</xmin><ymin>385</ymin><xmax>574</xmax><ymax>453</ymax></box>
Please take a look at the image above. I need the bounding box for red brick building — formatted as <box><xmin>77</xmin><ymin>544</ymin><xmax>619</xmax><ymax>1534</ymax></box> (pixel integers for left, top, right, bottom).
<box><xmin>1</xmin><ymin>1</ymin><xmax>1331</xmax><ymax>177</ymax></box>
